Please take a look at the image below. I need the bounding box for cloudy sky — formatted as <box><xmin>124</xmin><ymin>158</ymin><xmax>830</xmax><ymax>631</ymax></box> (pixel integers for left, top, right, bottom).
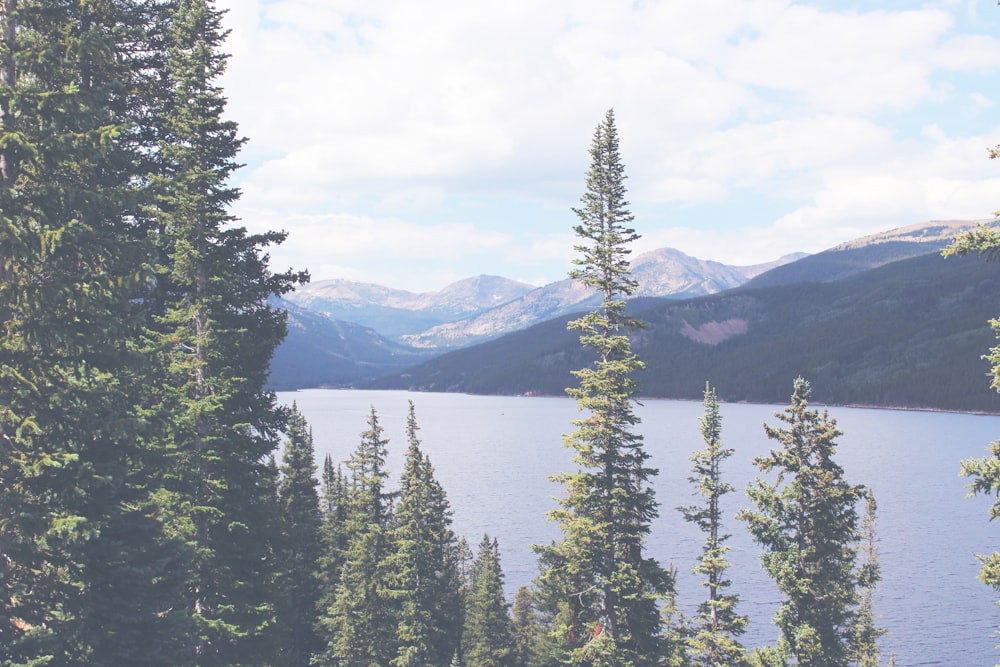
<box><xmin>217</xmin><ymin>0</ymin><xmax>1000</xmax><ymax>292</ymax></box>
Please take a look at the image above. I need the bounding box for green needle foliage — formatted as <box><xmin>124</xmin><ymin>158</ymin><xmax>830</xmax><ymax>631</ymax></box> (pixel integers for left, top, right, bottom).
<box><xmin>142</xmin><ymin>0</ymin><xmax>306</xmax><ymax>662</ymax></box>
<box><xmin>316</xmin><ymin>407</ymin><xmax>399</xmax><ymax>666</ymax></box>
<box><xmin>0</xmin><ymin>2</ymin><xmax>192</xmax><ymax>663</ymax></box>
<box><xmin>534</xmin><ymin>108</ymin><xmax>676</xmax><ymax>666</ymax></box>
<box><xmin>277</xmin><ymin>403</ymin><xmax>324</xmax><ymax>666</ymax></box>
<box><xmin>944</xmin><ymin>222</ymin><xmax>1000</xmax><ymax>649</ymax></box>
<box><xmin>463</xmin><ymin>535</ymin><xmax>516</xmax><ymax>667</ymax></box>
<box><xmin>679</xmin><ymin>383</ymin><xmax>748</xmax><ymax>666</ymax></box>
<box><xmin>738</xmin><ymin>378</ymin><xmax>866</xmax><ymax>667</ymax></box>
<box><xmin>390</xmin><ymin>401</ymin><xmax>464</xmax><ymax>666</ymax></box>
<box><xmin>847</xmin><ymin>492</ymin><xmax>887</xmax><ymax>667</ymax></box>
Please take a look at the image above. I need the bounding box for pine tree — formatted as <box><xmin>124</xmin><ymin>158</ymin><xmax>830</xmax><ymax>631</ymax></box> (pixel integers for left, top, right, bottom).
<box><xmin>142</xmin><ymin>0</ymin><xmax>306</xmax><ymax>663</ymax></box>
<box><xmin>316</xmin><ymin>453</ymin><xmax>349</xmax><ymax>630</ymax></box>
<box><xmin>390</xmin><ymin>401</ymin><xmax>464</xmax><ymax>666</ymax></box>
<box><xmin>847</xmin><ymin>492</ymin><xmax>886</xmax><ymax>667</ymax></box>
<box><xmin>316</xmin><ymin>407</ymin><xmax>399</xmax><ymax>666</ymax></box>
<box><xmin>737</xmin><ymin>378</ymin><xmax>865</xmax><ymax>667</ymax></box>
<box><xmin>277</xmin><ymin>403</ymin><xmax>324</xmax><ymax>666</ymax></box>
<box><xmin>533</xmin><ymin>108</ymin><xmax>675</xmax><ymax>666</ymax></box>
<box><xmin>511</xmin><ymin>586</ymin><xmax>546</xmax><ymax>667</ymax></box>
<box><xmin>463</xmin><ymin>535</ymin><xmax>516</xmax><ymax>667</ymax></box>
<box><xmin>679</xmin><ymin>383</ymin><xmax>748</xmax><ymax>666</ymax></box>
<box><xmin>943</xmin><ymin>225</ymin><xmax>1000</xmax><ymax>644</ymax></box>
<box><xmin>0</xmin><ymin>2</ymin><xmax>193</xmax><ymax>663</ymax></box>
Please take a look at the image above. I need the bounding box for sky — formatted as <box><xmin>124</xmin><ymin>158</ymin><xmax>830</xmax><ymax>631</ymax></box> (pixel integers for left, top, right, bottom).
<box><xmin>216</xmin><ymin>0</ymin><xmax>1000</xmax><ymax>293</ymax></box>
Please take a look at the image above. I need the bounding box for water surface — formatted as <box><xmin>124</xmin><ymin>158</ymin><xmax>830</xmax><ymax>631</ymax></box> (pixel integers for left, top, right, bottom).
<box><xmin>279</xmin><ymin>388</ymin><xmax>1000</xmax><ymax>665</ymax></box>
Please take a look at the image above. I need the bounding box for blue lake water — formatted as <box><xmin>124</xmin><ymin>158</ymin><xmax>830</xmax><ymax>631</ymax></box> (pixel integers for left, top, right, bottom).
<box><xmin>278</xmin><ymin>388</ymin><xmax>1000</xmax><ymax>665</ymax></box>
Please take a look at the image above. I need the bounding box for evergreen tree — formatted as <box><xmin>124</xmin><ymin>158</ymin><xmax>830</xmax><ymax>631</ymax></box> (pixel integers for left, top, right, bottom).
<box><xmin>679</xmin><ymin>383</ymin><xmax>748</xmax><ymax>666</ymax></box>
<box><xmin>943</xmin><ymin>224</ymin><xmax>1000</xmax><ymax>643</ymax></box>
<box><xmin>277</xmin><ymin>403</ymin><xmax>324</xmax><ymax>666</ymax></box>
<box><xmin>316</xmin><ymin>407</ymin><xmax>398</xmax><ymax>666</ymax></box>
<box><xmin>533</xmin><ymin>108</ymin><xmax>675</xmax><ymax>666</ymax></box>
<box><xmin>511</xmin><ymin>586</ymin><xmax>547</xmax><ymax>667</ymax></box>
<box><xmin>0</xmin><ymin>2</ymin><xmax>193</xmax><ymax>664</ymax></box>
<box><xmin>463</xmin><ymin>535</ymin><xmax>516</xmax><ymax>667</ymax></box>
<box><xmin>142</xmin><ymin>0</ymin><xmax>306</xmax><ymax>663</ymax></box>
<box><xmin>847</xmin><ymin>492</ymin><xmax>887</xmax><ymax>667</ymax></box>
<box><xmin>390</xmin><ymin>401</ymin><xmax>464</xmax><ymax>666</ymax></box>
<box><xmin>316</xmin><ymin>453</ymin><xmax>349</xmax><ymax>629</ymax></box>
<box><xmin>737</xmin><ymin>378</ymin><xmax>865</xmax><ymax>667</ymax></box>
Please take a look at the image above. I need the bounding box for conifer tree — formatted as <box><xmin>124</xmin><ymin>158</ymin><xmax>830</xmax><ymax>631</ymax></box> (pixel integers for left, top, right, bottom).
<box><xmin>679</xmin><ymin>384</ymin><xmax>748</xmax><ymax>666</ymax></box>
<box><xmin>738</xmin><ymin>378</ymin><xmax>865</xmax><ymax>667</ymax></box>
<box><xmin>943</xmin><ymin>224</ymin><xmax>1000</xmax><ymax>642</ymax></box>
<box><xmin>0</xmin><ymin>2</ymin><xmax>192</xmax><ymax>663</ymax></box>
<box><xmin>390</xmin><ymin>401</ymin><xmax>464</xmax><ymax>666</ymax></box>
<box><xmin>463</xmin><ymin>535</ymin><xmax>516</xmax><ymax>667</ymax></box>
<box><xmin>847</xmin><ymin>492</ymin><xmax>887</xmax><ymax>667</ymax></box>
<box><xmin>534</xmin><ymin>108</ymin><xmax>675</xmax><ymax>666</ymax></box>
<box><xmin>142</xmin><ymin>0</ymin><xmax>306</xmax><ymax>663</ymax></box>
<box><xmin>316</xmin><ymin>453</ymin><xmax>349</xmax><ymax>628</ymax></box>
<box><xmin>277</xmin><ymin>403</ymin><xmax>324</xmax><ymax>666</ymax></box>
<box><xmin>316</xmin><ymin>407</ymin><xmax>399</xmax><ymax>666</ymax></box>
<box><xmin>511</xmin><ymin>586</ymin><xmax>547</xmax><ymax>667</ymax></box>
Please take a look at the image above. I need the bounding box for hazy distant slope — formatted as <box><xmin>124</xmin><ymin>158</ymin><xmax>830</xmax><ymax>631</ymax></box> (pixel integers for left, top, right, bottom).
<box><xmin>369</xmin><ymin>251</ymin><xmax>1000</xmax><ymax>413</ymax></box>
<box><xmin>746</xmin><ymin>219</ymin><xmax>992</xmax><ymax>288</ymax></box>
<box><xmin>269</xmin><ymin>300</ymin><xmax>436</xmax><ymax>390</ymax></box>
<box><xmin>286</xmin><ymin>275</ymin><xmax>535</xmax><ymax>339</ymax></box>
<box><xmin>400</xmin><ymin>247</ymin><xmax>802</xmax><ymax>348</ymax></box>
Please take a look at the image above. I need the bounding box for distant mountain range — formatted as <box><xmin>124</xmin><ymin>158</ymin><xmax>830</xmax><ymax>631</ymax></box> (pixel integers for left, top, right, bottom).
<box><xmin>271</xmin><ymin>246</ymin><xmax>805</xmax><ymax>389</ymax></box>
<box><xmin>283</xmin><ymin>247</ymin><xmax>803</xmax><ymax>351</ymax></box>
<box><xmin>272</xmin><ymin>219</ymin><xmax>1000</xmax><ymax>412</ymax></box>
<box><xmin>360</xmin><ymin>219</ymin><xmax>1000</xmax><ymax>412</ymax></box>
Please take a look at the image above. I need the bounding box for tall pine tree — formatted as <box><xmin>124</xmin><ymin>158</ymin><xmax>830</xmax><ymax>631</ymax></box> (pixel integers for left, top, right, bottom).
<box><xmin>679</xmin><ymin>383</ymin><xmax>748</xmax><ymax>666</ymax></box>
<box><xmin>277</xmin><ymin>403</ymin><xmax>324</xmax><ymax>666</ymax></box>
<box><xmin>847</xmin><ymin>492</ymin><xmax>887</xmax><ymax>667</ymax></box>
<box><xmin>316</xmin><ymin>407</ymin><xmax>399</xmax><ymax>666</ymax></box>
<box><xmin>738</xmin><ymin>378</ymin><xmax>865</xmax><ymax>667</ymax></box>
<box><xmin>0</xmin><ymin>2</ymin><xmax>192</xmax><ymax>663</ymax></box>
<box><xmin>142</xmin><ymin>0</ymin><xmax>306</xmax><ymax>662</ymax></box>
<box><xmin>534</xmin><ymin>108</ymin><xmax>675</xmax><ymax>666</ymax></box>
<box><xmin>463</xmin><ymin>535</ymin><xmax>516</xmax><ymax>667</ymax></box>
<box><xmin>944</xmin><ymin>223</ymin><xmax>1000</xmax><ymax>644</ymax></box>
<box><xmin>389</xmin><ymin>401</ymin><xmax>464</xmax><ymax>666</ymax></box>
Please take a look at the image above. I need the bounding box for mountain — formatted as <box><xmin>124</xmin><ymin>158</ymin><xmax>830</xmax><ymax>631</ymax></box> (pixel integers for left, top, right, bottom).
<box><xmin>268</xmin><ymin>299</ymin><xmax>437</xmax><ymax>390</ymax></box>
<box><xmin>285</xmin><ymin>275</ymin><xmax>536</xmax><ymax>339</ymax></box>
<box><xmin>745</xmin><ymin>219</ymin><xmax>992</xmax><ymax>288</ymax></box>
<box><xmin>398</xmin><ymin>247</ymin><xmax>803</xmax><ymax>349</ymax></box>
<box><xmin>367</xmin><ymin>249</ymin><xmax>1000</xmax><ymax>413</ymax></box>
<box><xmin>270</xmin><ymin>247</ymin><xmax>797</xmax><ymax>387</ymax></box>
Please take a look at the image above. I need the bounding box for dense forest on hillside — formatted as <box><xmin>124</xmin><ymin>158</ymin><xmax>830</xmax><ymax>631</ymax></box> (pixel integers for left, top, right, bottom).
<box><xmin>1</xmin><ymin>2</ymin><xmax>998</xmax><ymax>666</ymax></box>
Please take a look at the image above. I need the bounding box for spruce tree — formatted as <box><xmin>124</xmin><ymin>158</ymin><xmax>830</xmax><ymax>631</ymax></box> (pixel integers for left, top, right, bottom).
<box><xmin>316</xmin><ymin>407</ymin><xmax>399</xmax><ymax>666</ymax></box>
<box><xmin>463</xmin><ymin>535</ymin><xmax>516</xmax><ymax>667</ymax></box>
<box><xmin>0</xmin><ymin>2</ymin><xmax>192</xmax><ymax>663</ymax></box>
<box><xmin>944</xmin><ymin>224</ymin><xmax>1000</xmax><ymax>642</ymax></box>
<box><xmin>316</xmin><ymin>453</ymin><xmax>349</xmax><ymax>631</ymax></box>
<box><xmin>390</xmin><ymin>401</ymin><xmax>464</xmax><ymax>666</ymax></box>
<box><xmin>277</xmin><ymin>403</ymin><xmax>324</xmax><ymax>666</ymax></box>
<box><xmin>847</xmin><ymin>492</ymin><xmax>887</xmax><ymax>667</ymax></box>
<box><xmin>534</xmin><ymin>108</ymin><xmax>675</xmax><ymax>666</ymax></box>
<box><xmin>142</xmin><ymin>0</ymin><xmax>306</xmax><ymax>663</ymax></box>
<box><xmin>737</xmin><ymin>378</ymin><xmax>865</xmax><ymax>667</ymax></box>
<box><xmin>679</xmin><ymin>383</ymin><xmax>748</xmax><ymax>666</ymax></box>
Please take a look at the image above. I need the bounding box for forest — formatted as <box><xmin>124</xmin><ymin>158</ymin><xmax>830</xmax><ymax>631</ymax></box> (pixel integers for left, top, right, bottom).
<box><xmin>1</xmin><ymin>2</ymin><xmax>999</xmax><ymax>666</ymax></box>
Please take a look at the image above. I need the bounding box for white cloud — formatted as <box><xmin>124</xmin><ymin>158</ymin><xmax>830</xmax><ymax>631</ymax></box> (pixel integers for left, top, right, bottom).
<box><xmin>215</xmin><ymin>0</ymin><xmax>1000</xmax><ymax>287</ymax></box>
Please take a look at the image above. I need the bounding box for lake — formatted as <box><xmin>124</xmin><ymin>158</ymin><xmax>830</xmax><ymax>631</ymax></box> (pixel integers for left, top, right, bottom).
<box><xmin>277</xmin><ymin>388</ymin><xmax>1000</xmax><ymax>665</ymax></box>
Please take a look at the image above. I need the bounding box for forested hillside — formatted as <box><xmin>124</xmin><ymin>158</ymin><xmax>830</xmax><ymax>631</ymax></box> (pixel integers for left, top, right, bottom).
<box><xmin>371</xmin><ymin>251</ymin><xmax>1000</xmax><ymax>413</ymax></box>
